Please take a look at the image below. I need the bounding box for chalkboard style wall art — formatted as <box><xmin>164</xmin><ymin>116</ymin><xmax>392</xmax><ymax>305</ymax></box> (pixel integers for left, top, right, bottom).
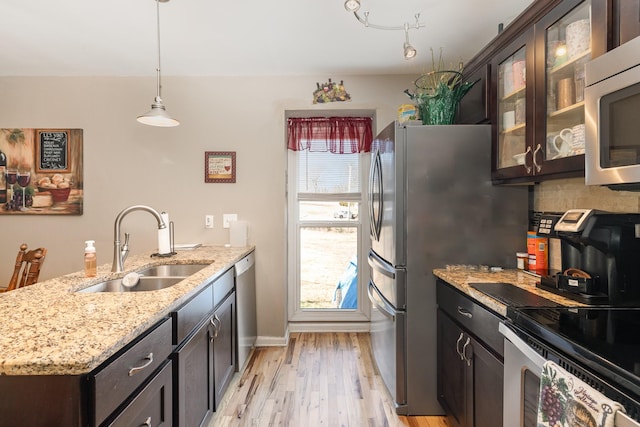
<box><xmin>0</xmin><ymin>128</ymin><xmax>83</xmax><ymax>215</ymax></box>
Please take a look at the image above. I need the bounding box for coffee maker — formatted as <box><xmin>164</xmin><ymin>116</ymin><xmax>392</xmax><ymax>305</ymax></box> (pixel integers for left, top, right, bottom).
<box><xmin>538</xmin><ymin>209</ymin><xmax>640</xmax><ymax>305</ymax></box>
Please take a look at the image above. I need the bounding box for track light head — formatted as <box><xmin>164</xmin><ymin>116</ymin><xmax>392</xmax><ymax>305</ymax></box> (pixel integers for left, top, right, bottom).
<box><xmin>344</xmin><ymin>0</ymin><xmax>360</xmax><ymax>12</ymax></box>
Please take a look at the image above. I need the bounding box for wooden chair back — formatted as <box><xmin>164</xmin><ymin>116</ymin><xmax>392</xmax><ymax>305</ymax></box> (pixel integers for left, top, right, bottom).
<box><xmin>3</xmin><ymin>244</ymin><xmax>47</xmax><ymax>292</ymax></box>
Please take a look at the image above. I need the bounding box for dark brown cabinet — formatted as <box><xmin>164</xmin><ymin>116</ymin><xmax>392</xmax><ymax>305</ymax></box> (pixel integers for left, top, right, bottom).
<box><xmin>212</xmin><ymin>290</ymin><xmax>235</xmax><ymax>409</ymax></box>
<box><xmin>457</xmin><ymin>62</ymin><xmax>491</xmax><ymax>124</ymax></box>
<box><xmin>172</xmin><ymin>266</ymin><xmax>236</xmax><ymax>426</ymax></box>
<box><xmin>492</xmin><ymin>0</ymin><xmax>597</xmax><ymax>184</ymax></box>
<box><xmin>92</xmin><ymin>318</ymin><xmax>174</xmax><ymax>427</ymax></box>
<box><xmin>437</xmin><ymin>281</ymin><xmax>504</xmax><ymax>427</ymax></box>
<box><xmin>460</xmin><ymin>0</ymin><xmax>629</xmax><ymax>184</ymax></box>
<box><xmin>174</xmin><ymin>314</ymin><xmax>214</xmax><ymax>427</ymax></box>
<box><xmin>106</xmin><ymin>361</ymin><xmax>173</xmax><ymax>427</ymax></box>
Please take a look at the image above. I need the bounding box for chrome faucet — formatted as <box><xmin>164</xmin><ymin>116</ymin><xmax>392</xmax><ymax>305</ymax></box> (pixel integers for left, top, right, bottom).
<box><xmin>112</xmin><ymin>205</ymin><xmax>166</xmax><ymax>273</ymax></box>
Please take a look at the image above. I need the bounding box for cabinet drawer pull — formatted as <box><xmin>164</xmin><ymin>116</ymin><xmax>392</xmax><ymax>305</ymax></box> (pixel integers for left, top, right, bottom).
<box><xmin>462</xmin><ymin>338</ymin><xmax>472</xmax><ymax>367</ymax></box>
<box><xmin>128</xmin><ymin>353</ymin><xmax>153</xmax><ymax>377</ymax></box>
<box><xmin>141</xmin><ymin>417</ymin><xmax>152</xmax><ymax>427</ymax></box>
<box><xmin>455</xmin><ymin>332</ymin><xmax>465</xmax><ymax>360</ymax></box>
<box><xmin>457</xmin><ymin>306</ymin><xmax>472</xmax><ymax>319</ymax></box>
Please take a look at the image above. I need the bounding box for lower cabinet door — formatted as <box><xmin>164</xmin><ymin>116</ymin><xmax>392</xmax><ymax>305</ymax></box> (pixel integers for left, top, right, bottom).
<box><xmin>173</xmin><ymin>316</ymin><xmax>214</xmax><ymax>427</ymax></box>
<box><xmin>471</xmin><ymin>335</ymin><xmax>503</xmax><ymax>427</ymax></box>
<box><xmin>107</xmin><ymin>361</ymin><xmax>173</xmax><ymax>427</ymax></box>
<box><xmin>213</xmin><ymin>291</ymin><xmax>235</xmax><ymax>410</ymax></box>
<box><xmin>437</xmin><ymin>309</ymin><xmax>469</xmax><ymax>427</ymax></box>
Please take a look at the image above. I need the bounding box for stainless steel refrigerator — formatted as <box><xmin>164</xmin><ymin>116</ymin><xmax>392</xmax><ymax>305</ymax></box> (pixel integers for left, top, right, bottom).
<box><xmin>367</xmin><ymin>121</ymin><xmax>528</xmax><ymax>415</ymax></box>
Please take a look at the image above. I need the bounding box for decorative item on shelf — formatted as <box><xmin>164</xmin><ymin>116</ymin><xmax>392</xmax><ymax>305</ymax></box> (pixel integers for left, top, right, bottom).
<box><xmin>397</xmin><ymin>104</ymin><xmax>418</xmax><ymax>123</ymax></box>
<box><xmin>404</xmin><ymin>49</ymin><xmax>477</xmax><ymax>125</ymax></box>
<box><xmin>312</xmin><ymin>79</ymin><xmax>351</xmax><ymax>104</ymax></box>
<box><xmin>556</xmin><ymin>77</ymin><xmax>575</xmax><ymax>110</ymax></box>
<box><xmin>566</xmin><ymin>19</ymin><xmax>590</xmax><ymax>60</ymax></box>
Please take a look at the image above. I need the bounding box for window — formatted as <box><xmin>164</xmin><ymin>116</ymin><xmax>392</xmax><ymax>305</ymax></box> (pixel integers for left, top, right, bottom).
<box><xmin>286</xmin><ymin>116</ymin><xmax>372</xmax><ymax>323</ymax></box>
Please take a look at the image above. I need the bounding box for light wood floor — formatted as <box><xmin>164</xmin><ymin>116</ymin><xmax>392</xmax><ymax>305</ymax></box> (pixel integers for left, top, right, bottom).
<box><xmin>210</xmin><ymin>332</ymin><xmax>449</xmax><ymax>427</ymax></box>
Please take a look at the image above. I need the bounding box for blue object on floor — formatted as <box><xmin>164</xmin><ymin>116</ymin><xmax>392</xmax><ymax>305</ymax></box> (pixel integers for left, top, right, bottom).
<box><xmin>334</xmin><ymin>256</ymin><xmax>357</xmax><ymax>309</ymax></box>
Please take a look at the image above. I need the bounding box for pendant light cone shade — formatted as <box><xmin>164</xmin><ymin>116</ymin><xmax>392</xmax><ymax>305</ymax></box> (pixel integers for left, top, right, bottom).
<box><xmin>137</xmin><ymin>0</ymin><xmax>179</xmax><ymax>127</ymax></box>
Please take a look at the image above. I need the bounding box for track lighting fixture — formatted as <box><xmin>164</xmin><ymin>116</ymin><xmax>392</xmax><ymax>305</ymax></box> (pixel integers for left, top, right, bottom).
<box><xmin>137</xmin><ymin>0</ymin><xmax>179</xmax><ymax>127</ymax></box>
<box><xmin>345</xmin><ymin>2</ymin><xmax>424</xmax><ymax>60</ymax></box>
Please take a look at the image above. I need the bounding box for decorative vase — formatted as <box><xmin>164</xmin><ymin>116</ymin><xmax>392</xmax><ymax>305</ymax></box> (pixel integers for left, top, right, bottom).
<box><xmin>405</xmin><ymin>71</ymin><xmax>477</xmax><ymax>125</ymax></box>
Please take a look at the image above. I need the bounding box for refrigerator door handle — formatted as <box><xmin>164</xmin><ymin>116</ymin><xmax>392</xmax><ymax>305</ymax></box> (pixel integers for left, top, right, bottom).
<box><xmin>368</xmin><ymin>149</ymin><xmax>383</xmax><ymax>241</ymax></box>
<box><xmin>368</xmin><ymin>250</ymin><xmax>396</xmax><ymax>279</ymax></box>
<box><xmin>368</xmin><ymin>280</ymin><xmax>396</xmax><ymax>320</ymax></box>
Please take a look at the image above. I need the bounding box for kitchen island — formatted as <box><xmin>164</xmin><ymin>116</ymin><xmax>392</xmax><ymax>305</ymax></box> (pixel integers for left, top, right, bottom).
<box><xmin>0</xmin><ymin>245</ymin><xmax>255</xmax><ymax>426</ymax></box>
<box><xmin>0</xmin><ymin>245</ymin><xmax>253</xmax><ymax>376</ymax></box>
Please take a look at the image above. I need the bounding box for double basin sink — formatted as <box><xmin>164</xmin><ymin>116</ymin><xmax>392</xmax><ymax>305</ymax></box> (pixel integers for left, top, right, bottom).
<box><xmin>78</xmin><ymin>264</ymin><xmax>209</xmax><ymax>293</ymax></box>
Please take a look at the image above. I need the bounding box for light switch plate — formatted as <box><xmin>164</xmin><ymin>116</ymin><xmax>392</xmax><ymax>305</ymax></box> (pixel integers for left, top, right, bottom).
<box><xmin>205</xmin><ymin>215</ymin><xmax>214</xmax><ymax>229</ymax></box>
<box><xmin>223</xmin><ymin>214</ymin><xmax>237</xmax><ymax>229</ymax></box>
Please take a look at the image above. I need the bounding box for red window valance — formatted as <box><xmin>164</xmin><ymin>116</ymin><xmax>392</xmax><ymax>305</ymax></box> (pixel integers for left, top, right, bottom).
<box><xmin>287</xmin><ymin>117</ymin><xmax>373</xmax><ymax>153</ymax></box>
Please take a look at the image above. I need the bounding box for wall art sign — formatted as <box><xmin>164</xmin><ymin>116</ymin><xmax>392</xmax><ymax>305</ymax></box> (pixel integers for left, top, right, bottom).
<box><xmin>204</xmin><ymin>151</ymin><xmax>236</xmax><ymax>183</ymax></box>
<box><xmin>0</xmin><ymin>128</ymin><xmax>83</xmax><ymax>215</ymax></box>
<box><xmin>36</xmin><ymin>130</ymin><xmax>70</xmax><ymax>172</ymax></box>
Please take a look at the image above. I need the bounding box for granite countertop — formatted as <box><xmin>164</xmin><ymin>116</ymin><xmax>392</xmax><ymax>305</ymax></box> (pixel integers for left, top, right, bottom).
<box><xmin>0</xmin><ymin>245</ymin><xmax>254</xmax><ymax>376</ymax></box>
<box><xmin>433</xmin><ymin>267</ymin><xmax>584</xmax><ymax>317</ymax></box>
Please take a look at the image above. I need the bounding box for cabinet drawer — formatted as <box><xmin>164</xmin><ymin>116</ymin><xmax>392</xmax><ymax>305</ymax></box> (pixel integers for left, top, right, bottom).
<box><xmin>92</xmin><ymin>317</ymin><xmax>172</xmax><ymax>427</ymax></box>
<box><xmin>213</xmin><ymin>267</ymin><xmax>234</xmax><ymax>309</ymax></box>
<box><xmin>437</xmin><ymin>280</ymin><xmax>504</xmax><ymax>357</ymax></box>
<box><xmin>172</xmin><ymin>284</ymin><xmax>213</xmax><ymax>344</ymax></box>
<box><xmin>106</xmin><ymin>360</ymin><xmax>172</xmax><ymax>427</ymax></box>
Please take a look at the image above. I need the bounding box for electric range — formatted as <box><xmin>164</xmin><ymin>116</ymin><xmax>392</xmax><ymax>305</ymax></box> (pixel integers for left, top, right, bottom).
<box><xmin>507</xmin><ymin>306</ymin><xmax>640</xmax><ymax>411</ymax></box>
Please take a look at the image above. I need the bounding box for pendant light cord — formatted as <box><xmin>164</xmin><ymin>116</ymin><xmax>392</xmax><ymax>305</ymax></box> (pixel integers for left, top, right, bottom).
<box><xmin>155</xmin><ymin>0</ymin><xmax>162</xmax><ymax>101</ymax></box>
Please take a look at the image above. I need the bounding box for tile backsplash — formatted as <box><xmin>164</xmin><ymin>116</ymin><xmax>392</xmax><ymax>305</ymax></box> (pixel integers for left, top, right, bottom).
<box><xmin>533</xmin><ymin>177</ymin><xmax>640</xmax><ymax>213</ymax></box>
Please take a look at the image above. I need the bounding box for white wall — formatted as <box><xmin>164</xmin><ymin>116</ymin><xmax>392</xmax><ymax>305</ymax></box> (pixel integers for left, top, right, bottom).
<box><xmin>0</xmin><ymin>74</ymin><xmax>411</xmax><ymax>340</ymax></box>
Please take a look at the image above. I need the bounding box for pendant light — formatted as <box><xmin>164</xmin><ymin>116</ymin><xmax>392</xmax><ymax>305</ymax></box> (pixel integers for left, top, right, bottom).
<box><xmin>137</xmin><ymin>0</ymin><xmax>179</xmax><ymax>127</ymax></box>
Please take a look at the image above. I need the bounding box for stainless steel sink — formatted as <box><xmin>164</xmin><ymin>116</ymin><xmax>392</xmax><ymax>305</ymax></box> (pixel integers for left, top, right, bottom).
<box><xmin>78</xmin><ymin>276</ymin><xmax>185</xmax><ymax>293</ymax></box>
<box><xmin>136</xmin><ymin>264</ymin><xmax>209</xmax><ymax>277</ymax></box>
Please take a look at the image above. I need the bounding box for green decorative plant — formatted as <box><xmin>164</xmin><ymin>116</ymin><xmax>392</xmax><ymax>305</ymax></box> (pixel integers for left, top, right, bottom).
<box><xmin>404</xmin><ymin>48</ymin><xmax>477</xmax><ymax>125</ymax></box>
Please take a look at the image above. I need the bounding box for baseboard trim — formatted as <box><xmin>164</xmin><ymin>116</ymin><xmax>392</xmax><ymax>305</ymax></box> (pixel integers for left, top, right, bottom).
<box><xmin>255</xmin><ymin>322</ymin><xmax>371</xmax><ymax>346</ymax></box>
<box><xmin>288</xmin><ymin>322</ymin><xmax>371</xmax><ymax>333</ymax></box>
<box><xmin>255</xmin><ymin>328</ymin><xmax>290</xmax><ymax>347</ymax></box>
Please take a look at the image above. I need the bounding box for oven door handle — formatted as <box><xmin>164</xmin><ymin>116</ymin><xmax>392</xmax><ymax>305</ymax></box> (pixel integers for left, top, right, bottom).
<box><xmin>499</xmin><ymin>323</ymin><xmax>546</xmax><ymax>369</ymax></box>
<box><xmin>616</xmin><ymin>411</ymin><xmax>640</xmax><ymax>427</ymax></box>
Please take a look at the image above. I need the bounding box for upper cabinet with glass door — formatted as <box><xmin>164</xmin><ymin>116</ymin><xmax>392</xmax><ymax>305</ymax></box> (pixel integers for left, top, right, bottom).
<box><xmin>533</xmin><ymin>0</ymin><xmax>593</xmax><ymax>177</ymax></box>
<box><xmin>492</xmin><ymin>28</ymin><xmax>534</xmax><ymax>183</ymax></box>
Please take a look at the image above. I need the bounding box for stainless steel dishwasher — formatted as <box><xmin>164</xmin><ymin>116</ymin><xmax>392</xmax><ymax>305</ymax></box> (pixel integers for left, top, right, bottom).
<box><xmin>235</xmin><ymin>251</ymin><xmax>256</xmax><ymax>370</ymax></box>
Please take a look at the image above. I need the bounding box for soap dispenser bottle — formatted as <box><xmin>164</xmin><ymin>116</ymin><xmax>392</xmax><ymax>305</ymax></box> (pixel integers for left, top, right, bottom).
<box><xmin>84</xmin><ymin>240</ymin><xmax>97</xmax><ymax>277</ymax></box>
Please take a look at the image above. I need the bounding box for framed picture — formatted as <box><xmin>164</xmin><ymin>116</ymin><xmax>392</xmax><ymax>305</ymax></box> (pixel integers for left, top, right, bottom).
<box><xmin>205</xmin><ymin>151</ymin><xmax>236</xmax><ymax>183</ymax></box>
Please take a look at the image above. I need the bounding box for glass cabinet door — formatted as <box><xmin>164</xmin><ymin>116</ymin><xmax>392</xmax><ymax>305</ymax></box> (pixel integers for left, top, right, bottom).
<box><xmin>497</xmin><ymin>45</ymin><xmax>528</xmax><ymax>170</ymax></box>
<box><xmin>543</xmin><ymin>1</ymin><xmax>591</xmax><ymax>161</ymax></box>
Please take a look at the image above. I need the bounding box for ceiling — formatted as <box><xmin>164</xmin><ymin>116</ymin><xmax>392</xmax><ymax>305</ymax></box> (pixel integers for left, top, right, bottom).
<box><xmin>1</xmin><ymin>0</ymin><xmax>533</xmax><ymax>77</ymax></box>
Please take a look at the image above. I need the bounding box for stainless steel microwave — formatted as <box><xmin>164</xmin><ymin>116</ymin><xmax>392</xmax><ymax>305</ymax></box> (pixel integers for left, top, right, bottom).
<box><xmin>585</xmin><ymin>35</ymin><xmax>640</xmax><ymax>187</ymax></box>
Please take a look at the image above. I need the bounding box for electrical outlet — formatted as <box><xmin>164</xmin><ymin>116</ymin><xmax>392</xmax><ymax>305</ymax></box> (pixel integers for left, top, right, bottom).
<box><xmin>223</xmin><ymin>213</ymin><xmax>237</xmax><ymax>229</ymax></box>
<box><xmin>205</xmin><ymin>215</ymin><xmax>214</xmax><ymax>229</ymax></box>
